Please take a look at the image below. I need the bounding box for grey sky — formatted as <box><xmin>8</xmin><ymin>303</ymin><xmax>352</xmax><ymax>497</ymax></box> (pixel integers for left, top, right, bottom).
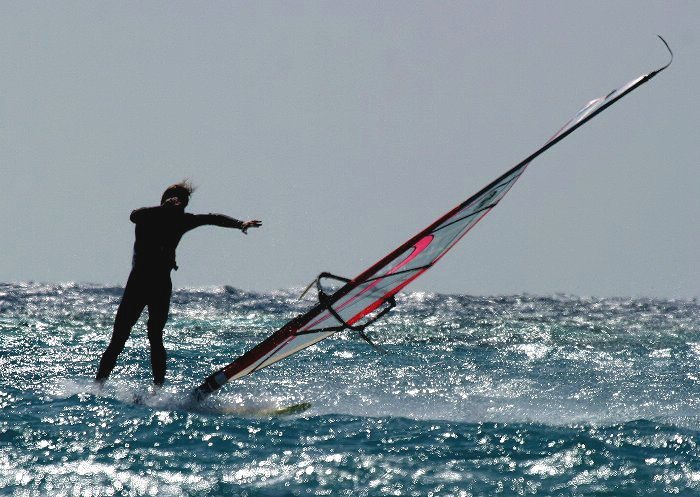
<box><xmin>1</xmin><ymin>1</ymin><xmax>697</xmax><ymax>298</ymax></box>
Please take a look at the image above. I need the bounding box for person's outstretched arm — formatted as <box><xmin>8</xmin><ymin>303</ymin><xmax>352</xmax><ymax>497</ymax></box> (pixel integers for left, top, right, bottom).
<box><xmin>187</xmin><ymin>214</ymin><xmax>262</xmax><ymax>234</ymax></box>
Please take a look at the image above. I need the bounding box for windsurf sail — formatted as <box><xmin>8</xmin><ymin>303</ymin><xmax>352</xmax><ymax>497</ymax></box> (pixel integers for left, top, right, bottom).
<box><xmin>191</xmin><ymin>37</ymin><xmax>672</xmax><ymax>402</ymax></box>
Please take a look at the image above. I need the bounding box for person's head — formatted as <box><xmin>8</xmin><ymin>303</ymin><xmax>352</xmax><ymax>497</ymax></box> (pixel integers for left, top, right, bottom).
<box><xmin>161</xmin><ymin>180</ymin><xmax>195</xmax><ymax>208</ymax></box>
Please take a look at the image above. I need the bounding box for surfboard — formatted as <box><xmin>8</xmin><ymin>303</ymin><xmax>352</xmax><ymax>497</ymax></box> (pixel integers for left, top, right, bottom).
<box><xmin>215</xmin><ymin>401</ymin><xmax>312</xmax><ymax>417</ymax></box>
<box><xmin>129</xmin><ymin>390</ymin><xmax>310</xmax><ymax>417</ymax></box>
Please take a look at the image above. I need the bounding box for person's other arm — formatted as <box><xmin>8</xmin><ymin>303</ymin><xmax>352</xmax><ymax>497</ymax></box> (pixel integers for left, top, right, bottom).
<box><xmin>130</xmin><ymin>197</ymin><xmax>185</xmax><ymax>224</ymax></box>
<box><xmin>129</xmin><ymin>206</ymin><xmax>166</xmax><ymax>223</ymax></box>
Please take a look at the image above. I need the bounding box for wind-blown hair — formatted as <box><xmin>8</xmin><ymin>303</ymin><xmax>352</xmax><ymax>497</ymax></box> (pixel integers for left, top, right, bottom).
<box><xmin>161</xmin><ymin>180</ymin><xmax>196</xmax><ymax>207</ymax></box>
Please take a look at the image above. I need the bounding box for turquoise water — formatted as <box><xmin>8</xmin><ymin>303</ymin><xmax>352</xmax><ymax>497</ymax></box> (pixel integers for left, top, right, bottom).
<box><xmin>2</xmin><ymin>283</ymin><xmax>700</xmax><ymax>496</ymax></box>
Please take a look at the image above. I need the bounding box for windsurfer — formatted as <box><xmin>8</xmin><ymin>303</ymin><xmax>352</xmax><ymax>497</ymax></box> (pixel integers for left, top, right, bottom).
<box><xmin>95</xmin><ymin>181</ymin><xmax>262</xmax><ymax>386</ymax></box>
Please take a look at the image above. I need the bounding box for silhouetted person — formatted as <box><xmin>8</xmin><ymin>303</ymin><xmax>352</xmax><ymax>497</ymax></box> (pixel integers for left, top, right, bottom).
<box><xmin>95</xmin><ymin>181</ymin><xmax>261</xmax><ymax>386</ymax></box>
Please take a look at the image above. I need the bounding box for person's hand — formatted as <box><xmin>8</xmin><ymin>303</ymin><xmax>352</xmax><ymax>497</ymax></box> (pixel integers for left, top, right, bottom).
<box><xmin>241</xmin><ymin>220</ymin><xmax>262</xmax><ymax>234</ymax></box>
<box><xmin>163</xmin><ymin>197</ymin><xmax>182</xmax><ymax>208</ymax></box>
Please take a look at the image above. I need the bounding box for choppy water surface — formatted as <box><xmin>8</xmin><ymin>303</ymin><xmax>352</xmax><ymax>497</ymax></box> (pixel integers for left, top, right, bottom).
<box><xmin>1</xmin><ymin>283</ymin><xmax>700</xmax><ymax>496</ymax></box>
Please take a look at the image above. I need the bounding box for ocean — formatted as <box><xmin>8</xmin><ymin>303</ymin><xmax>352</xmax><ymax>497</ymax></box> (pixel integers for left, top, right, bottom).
<box><xmin>1</xmin><ymin>282</ymin><xmax>699</xmax><ymax>496</ymax></box>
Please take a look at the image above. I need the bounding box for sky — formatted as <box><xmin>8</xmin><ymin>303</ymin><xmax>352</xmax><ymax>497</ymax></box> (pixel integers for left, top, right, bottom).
<box><xmin>1</xmin><ymin>1</ymin><xmax>698</xmax><ymax>298</ymax></box>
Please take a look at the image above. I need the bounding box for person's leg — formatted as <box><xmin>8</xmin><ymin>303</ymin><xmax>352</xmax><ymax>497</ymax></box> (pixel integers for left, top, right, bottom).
<box><xmin>95</xmin><ymin>274</ymin><xmax>146</xmax><ymax>383</ymax></box>
<box><xmin>146</xmin><ymin>278</ymin><xmax>172</xmax><ymax>386</ymax></box>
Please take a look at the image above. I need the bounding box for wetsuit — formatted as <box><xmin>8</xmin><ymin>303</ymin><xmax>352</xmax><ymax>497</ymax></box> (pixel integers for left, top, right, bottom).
<box><xmin>95</xmin><ymin>205</ymin><xmax>244</xmax><ymax>385</ymax></box>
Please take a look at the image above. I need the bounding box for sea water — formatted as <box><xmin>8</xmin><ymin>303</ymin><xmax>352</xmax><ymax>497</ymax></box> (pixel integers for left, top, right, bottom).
<box><xmin>1</xmin><ymin>282</ymin><xmax>699</xmax><ymax>496</ymax></box>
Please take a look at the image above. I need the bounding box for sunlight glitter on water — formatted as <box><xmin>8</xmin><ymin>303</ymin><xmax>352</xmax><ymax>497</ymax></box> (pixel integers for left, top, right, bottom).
<box><xmin>2</xmin><ymin>283</ymin><xmax>700</xmax><ymax>495</ymax></box>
